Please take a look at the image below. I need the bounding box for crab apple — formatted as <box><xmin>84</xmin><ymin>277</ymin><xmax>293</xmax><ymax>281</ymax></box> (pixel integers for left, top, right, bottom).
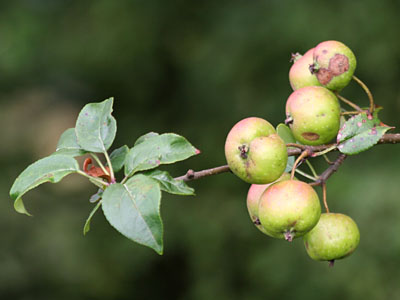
<box><xmin>310</xmin><ymin>40</ymin><xmax>357</xmax><ymax>92</ymax></box>
<box><xmin>258</xmin><ymin>180</ymin><xmax>321</xmax><ymax>241</ymax></box>
<box><xmin>225</xmin><ymin>117</ymin><xmax>288</xmax><ymax>184</ymax></box>
<box><xmin>289</xmin><ymin>48</ymin><xmax>321</xmax><ymax>91</ymax></box>
<box><xmin>286</xmin><ymin>86</ymin><xmax>341</xmax><ymax>145</ymax></box>
<box><xmin>246</xmin><ymin>173</ymin><xmax>292</xmax><ymax>234</ymax></box>
<box><xmin>303</xmin><ymin>213</ymin><xmax>360</xmax><ymax>266</ymax></box>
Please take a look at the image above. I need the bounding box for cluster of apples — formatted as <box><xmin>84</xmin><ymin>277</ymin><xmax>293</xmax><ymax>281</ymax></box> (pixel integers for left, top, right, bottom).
<box><xmin>224</xmin><ymin>41</ymin><xmax>360</xmax><ymax>265</ymax></box>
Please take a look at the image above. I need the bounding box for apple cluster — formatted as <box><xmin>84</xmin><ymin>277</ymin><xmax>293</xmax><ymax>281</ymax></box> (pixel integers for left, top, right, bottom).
<box><xmin>224</xmin><ymin>41</ymin><xmax>360</xmax><ymax>266</ymax></box>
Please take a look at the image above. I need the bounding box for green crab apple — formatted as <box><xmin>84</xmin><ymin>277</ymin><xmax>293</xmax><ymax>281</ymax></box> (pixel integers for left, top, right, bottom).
<box><xmin>286</xmin><ymin>86</ymin><xmax>341</xmax><ymax>145</ymax></box>
<box><xmin>225</xmin><ymin>117</ymin><xmax>288</xmax><ymax>184</ymax></box>
<box><xmin>310</xmin><ymin>40</ymin><xmax>357</xmax><ymax>92</ymax></box>
<box><xmin>258</xmin><ymin>179</ymin><xmax>321</xmax><ymax>241</ymax></box>
<box><xmin>246</xmin><ymin>173</ymin><xmax>292</xmax><ymax>234</ymax></box>
<box><xmin>289</xmin><ymin>48</ymin><xmax>321</xmax><ymax>91</ymax></box>
<box><xmin>303</xmin><ymin>213</ymin><xmax>360</xmax><ymax>266</ymax></box>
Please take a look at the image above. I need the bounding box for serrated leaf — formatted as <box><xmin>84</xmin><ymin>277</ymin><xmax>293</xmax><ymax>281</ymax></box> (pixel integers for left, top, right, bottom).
<box><xmin>53</xmin><ymin>128</ymin><xmax>87</xmax><ymax>157</ymax></box>
<box><xmin>75</xmin><ymin>98</ymin><xmax>117</xmax><ymax>153</ymax></box>
<box><xmin>102</xmin><ymin>175</ymin><xmax>163</xmax><ymax>254</ymax></box>
<box><xmin>337</xmin><ymin>112</ymin><xmax>380</xmax><ymax>144</ymax></box>
<box><xmin>144</xmin><ymin>170</ymin><xmax>195</xmax><ymax>196</ymax></box>
<box><xmin>337</xmin><ymin>111</ymin><xmax>393</xmax><ymax>155</ymax></box>
<box><xmin>276</xmin><ymin>123</ymin><xmax>295</xmax><ymax>173</ymax></box>
<box><xmin>83</xmin><ymin>201</ymin><xmax>102</xmax><ymax>235</ymax></box>
<box><xmin>134</xmin><ymin>132</ymin><xmax>159</xmax><ymax>146</ymax></box>
<box><xmin>124</xmin><ymin>133</ymin><xmax>198</xmax><ymax>177</ymax></box>
<box><xmin>10</xmin><ymin>155</ymin><xmax>79</xmax><ymax>215</ymax></box>
<box><xmin>109</xmin><ymin>145</ymin><xmax>129</xmax><ymax>173</ymax></box>
<box><xmin>338</xmin><ymin>126</ymin><xmax>391</xmax><ymax>155</ymax></box>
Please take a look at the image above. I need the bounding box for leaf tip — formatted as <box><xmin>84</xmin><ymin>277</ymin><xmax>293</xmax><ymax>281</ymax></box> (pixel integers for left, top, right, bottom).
<box><xmin>14</xmin><ymin>198</ymin><xmax>32</xmax><ymax>216</ymax></box>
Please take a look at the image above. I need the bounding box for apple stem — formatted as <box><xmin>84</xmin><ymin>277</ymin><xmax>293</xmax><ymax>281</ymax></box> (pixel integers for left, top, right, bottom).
<box><xmin>336</xmin><ymin>94</ymin><xmax>363</xmax><ymax>112</ymax></box>
<box><xmin>329</xmin><ymin>260</ymin><xmax>335</xmax><ymax>267</ymax></box>
<box><xmin>291</xmin><ymin>149</ymin><xmax>310</xmax><ymax>180</ymax></box>
<box><xmin>352</xmin><ymin>75</ymin><xmax>375</xmax><ymax>113</ymax></box>
<box><xmin>322</xmin><ymin>182</ymin><xmax>330</xmax><ymax>213</ymax></box>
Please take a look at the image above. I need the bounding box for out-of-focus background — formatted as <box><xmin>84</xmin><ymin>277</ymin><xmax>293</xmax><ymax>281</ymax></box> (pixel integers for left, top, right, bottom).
<box><xmin>1</xmin><ymin>1</ymin><xmax>400</xmax><ymax>299</ymax></box>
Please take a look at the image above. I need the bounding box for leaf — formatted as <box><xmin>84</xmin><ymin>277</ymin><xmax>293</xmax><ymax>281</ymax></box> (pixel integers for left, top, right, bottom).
<box><xmin>337</xmin><ymin>112</ymin><xmax>393</xmax><ymax>155</ymax></box>
<box><xmin>284</xmin><ymin>156</ymin><xmax>295</xmax><ymax>173</ymax></box>
<box><xmin>53</xmin><ymin>128</ymin><xmax>87</xmax><ymax>157</ymax></box>
<box><xmin>10</xmin><ymin>155</ymin><xmax>79</xmax><ymax>215</ymax></box>
<box><xmin>134</xmin><ymin>132</ymin><xmax>159</xmax><ymax>146</ymax></box>
<box><xmin>144</xmin><ymin>170</ymin><xmax>195</xmax><ymax>196</ymax></box>
<box><xmin>276</xmin><ymin>123</ymin><xmax>296</xmax><ymax>144</ymax></box>
<box><xmin>276</xmin><ymin>123</ymin><xmax>295</xmax><ymax>173</ymax></box>
<box><xmin>338</xmin><ymin>126</ymin><xmax>391</xmax><ymax>155</ymax></box>
<box><xmin>75</xmin><ymin>98</ymin><xmax>117</xmax><ymax>153</ymax></box>
<box><xmin>102</xmin><ymin>175</ymin><xmax>163</xmax><ymax>254</ymax></box>
<box><xmin>83</xmin><ymin>201</ymin><xmax>102</xmax><ymax>235</ymax></box>
<box><xmin>89</xmin><ymin>188</ymin><xmax>103</xmax><ymax>203</ymax></box>
<box><xmin>124</xmin><ymin>133</ymin><xmax>198</xmax><ymax>177</ymax></box>
<box><xmin>109</xmin><ymin>145</ymin><xmax>129</xmax><ymax>173</ymax></box>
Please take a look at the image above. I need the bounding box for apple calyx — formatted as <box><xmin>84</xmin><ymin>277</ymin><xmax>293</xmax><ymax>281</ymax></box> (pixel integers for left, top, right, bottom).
<box><xmin>238</xmin><ymin>144</ymin><xmax>249</xmax><ymax>159</ymax></box>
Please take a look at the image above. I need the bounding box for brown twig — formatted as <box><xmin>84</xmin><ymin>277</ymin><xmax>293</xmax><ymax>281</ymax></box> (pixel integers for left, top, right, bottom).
<box><xmin>175</xmin><ymin>134</ymin><xmax>400</xmax><ymax>182</ymax></box>
<box><xmin>175</xmin><ymin>166</ymin><xmax>231</xmax><ymax>182</ymax></box>
<box><xmin>310</xmin><ymin>154</ymin><xmax>347</xmax><ymax>187</ymax></box>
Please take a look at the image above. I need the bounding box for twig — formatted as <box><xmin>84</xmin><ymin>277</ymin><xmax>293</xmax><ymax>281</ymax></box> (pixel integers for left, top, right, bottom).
<box><xmin>174</xmin><ymin>134</ymin><xmax>400</xmax><ymax>182</ymax></box>
<box><xmin>310</xmin><ymin>154</ymin><xmax>347</xmax><ymax>186</ymax></box>
<box><xmin>352</xmin><ymin>75</ymin><xmax>375</xmax><ymax>113</ymax></box>
<box><xmin>175</xmin><ymin>166</ymin><xmax>231</xmax><ymax>182</ymax></box>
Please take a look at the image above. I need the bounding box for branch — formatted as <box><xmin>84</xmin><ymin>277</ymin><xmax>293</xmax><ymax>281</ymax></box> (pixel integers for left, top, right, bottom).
<box><xmin>175</xmin><ymin>166</ymin><xmax>230</xmax><ymax>182</ymax></box>
<box><xmin>309</xmin><ymin>154</ymin><xmax>347</xmax><ymax>186</ymax></box>
<box><xmin>175</xmin><ymin>133</ymin><xmax>400</xmax><ymax>182</ymax></box>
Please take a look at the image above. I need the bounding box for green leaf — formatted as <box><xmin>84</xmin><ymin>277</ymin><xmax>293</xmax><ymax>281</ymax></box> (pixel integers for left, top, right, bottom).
<box><xmin>109</xmin><ymin>145</ymin><xmax>129</xmax><ymax>173</ymax></box>
<box><xmin>53</xmin><ymin>128</ymin><xmax>87</xmax><ymax>157</ymax></box>
<box><xmin>276</xmin><ymin>123</ymin><xmax>296</xmax><ymax>144</ymax></box>
<box><xmin>338</xmin><ymin>126</ymin><xmax>391</xmax><ymax>155</ymax></box>
<box><xmin>144</xmin><ymin>170</ymin><xmax>195</xmax><ymax>196</ymax></box>
<box><xmin>75</xmin><ymin>98</ymin><xmax>117</xmax><ymax>153</ymax></box>
<box><xmin>83</xmin><ymin>201</ymin><xmax>102</xmax><ymax>235</ymax></box>
<box><xmin>102</xmin><ymin>175</ymin><xmax>163</xmax><ymax>254</ymax></box>
<box><xmin>337</xmin><ymin>112</ymin><xmax>392</xmax><ymax>155</ymax></box>
<box><xmin>124</xmin><ymin>133</ymin><xmax>198</xmax><ymax>177</ymax></box>
<box><xmin>276</xmin><ymin>123</ymin><xmax>295</xmax><ymax>173</ymax></box>
<box><xmin>134</xmin><ymin>132</ymin><xmax>159</xmax><ymax>146</ymax></box>
<box><xmin>9</xmin><ymin>155</ymin><xmax>79</xmax><ymax>215</ymax></box>
<box><xmin>89</xmin><ymin>188</ymin><xmax>103</xmax><ymax>203</ymax></box>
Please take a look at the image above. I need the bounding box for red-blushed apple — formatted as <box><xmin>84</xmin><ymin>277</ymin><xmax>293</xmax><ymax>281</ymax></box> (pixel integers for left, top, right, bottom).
<box><xmin>258</xmin><ymin>179</ymin><xmax>321</xmax><ymax>241</ymax></box>
<box><xmin>286</xmin><ymin>86</ymin><xmax>341</xmax><ymax>145</ymax></box>
<box><xmin>246</xmin><ymin>173</ymin><xmax>292</xmax><ymax>234</ymax></box>
<box><xmin>303</xmin><ymin>213</ymin><xmax>360</xmax><ymax>266</ymax></box>
<box><xmin>289</xmin><ymin>48</ymin><xmax>321</xmax><ymax>91</ymax></box>
<box><xmin>225</xmin><ymin>117</ymin><xmax>288</xmax><ymax>184</ymax></box>
<box><xmin>310</xmin><ymin>40</ymin><xmax>357</xmax><ymax>92</ymax></box>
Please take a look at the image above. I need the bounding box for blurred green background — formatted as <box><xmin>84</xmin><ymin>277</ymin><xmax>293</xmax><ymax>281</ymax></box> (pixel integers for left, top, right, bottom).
<box><xmin>1</xmin><ymin>1</ymin><xmax>400</xmax><ymax>299</ymax></box>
